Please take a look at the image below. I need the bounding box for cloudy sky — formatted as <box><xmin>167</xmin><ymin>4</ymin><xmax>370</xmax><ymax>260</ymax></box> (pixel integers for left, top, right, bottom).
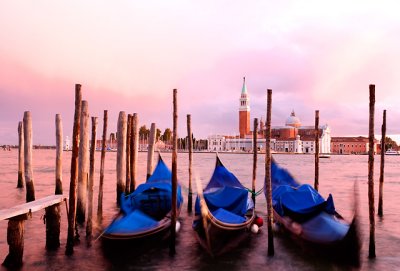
<box><xmin>1</xmin><ymin>1</ymin><xmax>400</xmax><ymax>145</ymax></box>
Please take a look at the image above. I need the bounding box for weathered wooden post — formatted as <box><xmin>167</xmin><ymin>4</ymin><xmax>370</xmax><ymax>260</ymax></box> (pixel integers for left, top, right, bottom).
<box><xmin>368</xmin><ymin>84</ymin><xmax>376</xmax><ymax>259</ymax></box>
<box><xmin>378</xmin><ymin>110</ymin><xmax>386</xmax><ymax>217</ymax></box>
<box><xmin>66</xmin><ymin>84</ymin><xmax>82</xmax><ymax>255</ymax></box>
<box><xmin>116</xmin><ymin>111</ymin><xmax>127</xmax><ymax>205</ymax></box>
<box><xmin>45</xmin><ymin>203</ymin><xmax>61</xmax><ymax>250</ymax></box>
<box><xmin>45</xmin><ymin>114</ymin><xmax>63</xmax><ymax>250</ymax></box>
<box><xmin>24</xmin><ymin>111</ymin><xmax>35</xmax><ymax>202</ymax></box>
<box><xmin>4</xmin><ymin>114</ymin><xmax>33</xmax><ymax>264</ymax></box>
<box><xmin>265</xmin><ymin>89</ymin><xmax>274</xmax><ymax>256</ymax></box>
<box><xmin>2</xmin><ymin>214</ymin><xmax>27</xmax><ymax>267</ymax></box>
<box><xmin>86</xmin><ymin>117</ymin><xmax>97</xmax><ymax>241</ymax></box>
<box><xmin>252</xmin><ymin>118</ymin><xmax>258</xmax><ymax>204</ymax></box>
<box><xmin>130</xmin><ymin>113</ymin><xmax>138</xmax><ymax>192</ymax></box>
<box><xmin>77</xmin><ymin>101</ymin><xmax>90</xmax><ymax>224</ymax></box>
<box><xmin>146</xmin><ymin>123</ymin><xmax>156</xmax><ymax>179</ymax></box>
<box><xmin>17</xmin><ymin>121</ymin><xmax>24</xmax><ymax>188</ymax></box>
<box><xmin>187</xmin><ymin>114</ymin><xmax>193</xmax><ymax>212</ymax></box>
<box><xmin>55</xmin><ymin>114</ymin><xmax>63</xmax><ymax>194</ymax></box>
<box><xmin>97</xmin><ymin>110</ymin><xmax>107</xmax><ymax>223</ymax></box>
<box><xmin>170</xmin><ymin>89</ymin><xmax>178</xmax><ymax>255</ymax></box>
<box><xmin>314</xmin><ymin>110</ymin><xmax>319</xmax><ymax>191</ymax></box>
<box><xmin>125</xmin><ymin>114</ymin><xmax>132</xmax><ymax>194</ymax></box>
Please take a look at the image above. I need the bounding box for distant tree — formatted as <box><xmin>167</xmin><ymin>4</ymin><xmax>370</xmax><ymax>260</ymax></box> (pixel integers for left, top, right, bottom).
<box><xmin>162</xmin><ymin>128</ymin><xmax>172</xmax><ymax>143</ymax></box>
<box><xmin>385</xmin><ymin>136</ymin><xmax>398</xmax><ymax>150</ymax></box>
<box><xmin>156</xmin><ymin>128</ymin><xmax>162</xmax><ymax>141</ymax></box>
<box><xmin>179</xmin><ymin>138</ymin><xmax>186</xmax><ymax>150</ymax></box>
<box><xmin>139</xmin><ymin>125</ymin><xmax>150</xmax><ymax>139</ymax></box>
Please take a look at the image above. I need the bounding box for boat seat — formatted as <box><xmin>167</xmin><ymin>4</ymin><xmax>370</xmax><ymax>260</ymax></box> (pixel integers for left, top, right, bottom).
<box><xmin>212</xmin><ymin>208</ymin><xmax>246</xmax><ymax>224</ymax></box>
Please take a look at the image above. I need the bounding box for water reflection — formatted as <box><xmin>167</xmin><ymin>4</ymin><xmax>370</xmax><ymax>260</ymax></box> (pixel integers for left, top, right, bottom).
<box><xmin>0</xmin><ymin>151</ymin><xmax>399</xmax><ymax>270</ymax></box>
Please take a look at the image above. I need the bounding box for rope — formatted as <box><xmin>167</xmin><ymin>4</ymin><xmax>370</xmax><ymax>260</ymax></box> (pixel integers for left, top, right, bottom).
<box><xmin>180</xmin><ymin>183</ymin><xmax>264</xmax><ymax>197</ymax></box>
<box><xmin>246</xmin><ymin>187</ymin><xmax>264</xmax><ymax>197</ymax></box>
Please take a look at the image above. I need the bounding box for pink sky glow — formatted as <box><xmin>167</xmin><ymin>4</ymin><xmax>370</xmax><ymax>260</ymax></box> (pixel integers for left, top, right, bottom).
<box><xmin>1</xmin><ymin>1</ymin><xmax>400</xmax><ymax>145</ymax></box>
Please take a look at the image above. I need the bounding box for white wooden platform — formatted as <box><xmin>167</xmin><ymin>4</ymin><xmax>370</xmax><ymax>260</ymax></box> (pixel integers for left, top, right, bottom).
<box><xmin>0</xmin><ymin>195</ymin><xmax>67</xmax><ymax>220</ymax></box>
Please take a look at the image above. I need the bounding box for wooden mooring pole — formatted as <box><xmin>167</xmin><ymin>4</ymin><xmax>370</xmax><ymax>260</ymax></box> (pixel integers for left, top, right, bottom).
<box><xmin>45</xmin><ymin>114</ymin><xmax>63</xmax><ymax>250</ymax></box>
<box><xmin>265</xmin><ymin>89</ymin><xmax>274</xmax><ymax>256</ymax></box>
<box><xmin>187</xmin><ymin>114</ymin><xmax>193</xmax><ymax>213</ymax></box>
<box><xmin>378</xmin><ymin>110</ymin><xmax>386</xmax><ymax>217</ymax></box>
<box><xmin>77</xmin><ymin>101</ymin><xmax>90</xmax><ymax>224</ymax></box>
<box><xmin>23</xmin><ymin>111</ymin><xmax>35</xmax><ymax>202</ymax></box>
<box><xmin>17</xmin><ymin>121</ymin><xmax>24</xmax><ymax>188</ymax></box>
<box><xmin>55</xmin><ymin>114</ymin><xmax>63</xmax><ymax>194</ymax></box>
<box><xmin>125</xmin><ymin>114</ymin><xmax>132</xmax><ymax>194</ymax></box>
<box><xmin>130</xmin><ymin>113</ymin><xmax>138</xmax><ymax>192</ymax></box>
<box><xmin>147</xmin><ymin>123</ymin><xmax>156</xmax><ymax>180</ymax></box>
<box><xmin>368</xmin><ymin>84</ymin><xmax>376</xmax><ymax>259</ymax></box>
<box><xmin>116</xmin><ymin>111</ymin><xmax>127</xmax><ymax>205</ymax></box>
<box><xmin>2</xmin><ymin>214</ymin><xmax>27</xmax><ymax>268</ymax></box>
<box><xmin>3</xmin><ymin>114</ymin><xmax>32</xmax><ymax>266</ymax></box>
<box><xmin>87</xmin><ymin>117</ymin><xmax>97</xmax><ymax>241</ymax></box>
<box><xmin>170</xmin><ymin>89</ymin><xmax>178</xmax><ymax>255</ymax></box>
<box><xmin>252</xmin><ymin>118</ymin><xmax>258</xmax><ymax>204</ymax></box>
<box><xmin>45</xmin><ymin>204</ymin><xmax>61</xmax><ymax>250</ymax></box>
<box><xmin>66</xmin><ymin>84</ymin><xmax>82</xmax><ymax>255</ymax></box>
<box><xmin>314</xmin><ymin>110</ymin><xmax>319</xmax><ymax>192</ymax></box>
<box><xmin>97</xmin><ymin>110</ymin><xmax>107</xmax><ymax>223</ymax></box>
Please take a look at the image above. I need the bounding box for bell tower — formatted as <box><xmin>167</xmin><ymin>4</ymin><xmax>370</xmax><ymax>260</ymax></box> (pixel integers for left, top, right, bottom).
<box><xmin>239</xmin><ymin>77</ymin><xmax>250</xmax><ymax>138</ymax></box>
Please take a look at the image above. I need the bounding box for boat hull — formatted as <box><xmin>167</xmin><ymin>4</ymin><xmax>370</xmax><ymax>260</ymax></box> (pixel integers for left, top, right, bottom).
<box><xmin>193</xmin><ymin>211</ymin><xmax>255</xmax><ymax>256</ymax></box>
<box><xmin>269</xmin><ymin>158</ymin><xmax>360</xmax><ymax>266</ymax></box>
<box><xmin>102</xmin><ymin>213</ymin><xmax>172</xmax><ymax>241</ymax></box>
<box><xmin>273</xmin><ymin>207</ymin><xmax>360</xmax><ymax>265</ymax></box>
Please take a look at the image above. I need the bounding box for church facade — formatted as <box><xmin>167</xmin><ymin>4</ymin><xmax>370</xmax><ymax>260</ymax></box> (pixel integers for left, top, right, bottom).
<box><xmin>207</xmin><ymin>78</ymin><xmax>331</xmax><ymax>154</ymax></box>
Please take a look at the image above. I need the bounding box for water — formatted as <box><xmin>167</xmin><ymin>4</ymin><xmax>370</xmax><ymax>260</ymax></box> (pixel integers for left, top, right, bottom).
<box><xmin>0</xmin><ymin>150</ymin><xmax>399</xmax><ymax>270</ymax></box>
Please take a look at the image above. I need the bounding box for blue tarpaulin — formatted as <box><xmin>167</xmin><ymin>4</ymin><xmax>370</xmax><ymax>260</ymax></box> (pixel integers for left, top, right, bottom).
<box><xmin>106</xmin><ymin>156</ymin><xmax>183</xmax><ymax>235</ymax></box>
<box><xmin>270</xmin><ymin>159</ymin><xmax>336</xmax><ymax>221</ymax></box>
<box><xmin>195</xmin><ymin>157</ymin><xmax>252</xmax><ymax>224</ymax></box>
<box><xmin>268</xmin><ymin>158</ymin><xmax>352</xmax><ymax>244</ymax></box>
<box><xmin>105</xmin><ymin>209</ymin><xmax>158</xmax><ymax>234</ymax></box>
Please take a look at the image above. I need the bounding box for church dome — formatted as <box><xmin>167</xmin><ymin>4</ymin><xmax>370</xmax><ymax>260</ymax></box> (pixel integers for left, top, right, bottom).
<box><xmin>285</xmin><ymin>110</ymin><xmax>301</xmax><ymax>128</ymax></box>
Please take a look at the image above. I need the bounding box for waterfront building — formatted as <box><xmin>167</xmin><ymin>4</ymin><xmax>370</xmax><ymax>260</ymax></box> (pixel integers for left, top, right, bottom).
<box><xmin>239</xmin><ymin>77</ymin><xmax>250</xmax><ymax>138</ymax></box>
<box><xmin>63</xmin><ymin>136</ymin><xmax>71</xmax><ymax>151</ymax></box>
<box><xmin>331</xmin><ymin>136</ymin><xmax>377</xmax><ymax>154</ymax></box>
<box><xmin>208</xmin><ymin>135</ymin><xmax>226</xmax><ymax>152</ymax></box>
<box><xmin>208</xmin><ymin>78</ymin><xmax>331</xmax><ymax>154</ymax></box>
<box><xmin>271</xmin><ymin>111</ymin><xmax>331</xmax><ymax>154</ymax></box>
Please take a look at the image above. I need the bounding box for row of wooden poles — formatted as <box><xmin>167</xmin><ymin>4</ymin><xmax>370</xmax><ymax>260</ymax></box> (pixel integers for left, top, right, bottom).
<box><xmin>5</xmin><ymin>111</ymin><xmax>64</xmax><ymax>267</ymax></box>
<box><xmin>311</xmin><ymin>85</ymin><xmax>386</xmax><ymax>259</ymax></box>
<box><xmin>11</xmin><ymin>84</ymin><xmax>385</xmax><ymax>261</ymax></box>
<box><xmin>11</xmin><ymin>85</ymin><xmax>192</xmax><ymax>260</ymax></box>
<box><xmin>264</xmin><ymin>85</ymin><xmax>387</xmax><ymax>258</ymax></box>
<box><xmin>61</xmin><ymin>86</ymin><xmax>189</xmax><ymax>255</ymax></box>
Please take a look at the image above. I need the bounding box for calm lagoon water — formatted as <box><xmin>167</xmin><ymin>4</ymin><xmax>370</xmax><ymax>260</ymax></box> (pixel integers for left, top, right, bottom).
<box><xmin>0</xmin><ymin>150</ymin><xmax>399</xmax><ymax>270</ymax></box>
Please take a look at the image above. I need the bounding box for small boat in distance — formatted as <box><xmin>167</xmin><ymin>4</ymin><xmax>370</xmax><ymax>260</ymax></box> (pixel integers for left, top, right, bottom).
<box><xmin>267</xmin><ymin>158</ymin><xmax>360</xmax><ymax>266</ymax></box>
<box><xmin>385</xmin><ymin>149</ymin><xmax>400</xmax><ymax>155</ymax></box>
<box><xmin>319</xmin><ymin>153</ymin><xmax>331</xmax><ymax>158</ymax></box>
<box><xmin>102</xmin><ymin>155</ymin><xmax>183</xmax><ymax>241</ymax></box>
<box><xmin>193</xmin><ymin>156</ymin><xmax>257</xmax><ymax>256</ymax></box>
<box><xmin>63</xmin><ymin>136</ymin><xmax>71</xmax><ymax>151</ymax></box>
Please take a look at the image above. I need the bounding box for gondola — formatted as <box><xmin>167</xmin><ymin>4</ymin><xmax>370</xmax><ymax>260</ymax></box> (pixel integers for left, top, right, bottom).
<box><xmin>193</xmin><ymin>156</ymin><xmax>256</xmax><ymax>256</ymax></box>
<box><xmin>268</xmin><ymin>158</ymin><xmax>360</xmax><ymax>265</ymax></box>
<box><xmin>102</xmin><ymin>155</ymin><xmax>183</xmax><ymax>241</ymax></box>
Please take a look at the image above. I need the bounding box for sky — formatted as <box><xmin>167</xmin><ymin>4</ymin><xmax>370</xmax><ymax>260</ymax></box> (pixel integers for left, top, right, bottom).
<box><xmin>1</xmin><ymin>1</ymin><xmax>400</xmax><ymax>145</ymax></box>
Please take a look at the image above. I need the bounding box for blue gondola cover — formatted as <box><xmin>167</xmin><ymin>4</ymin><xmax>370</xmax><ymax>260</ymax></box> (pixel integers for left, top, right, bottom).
<box><xmin>195</xmin><ymin>157</ymin><xmax>252</xmax><ymax>224</ymax></box>
<box><xmin>270</xmin><ymin>159</ymin><xmax>336</xmax><ymax>221</ymax></box>
<box><xmin>105</xmin><ymin>156</ymin><xmax>183</xmax><ymax>236</ymax></box>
